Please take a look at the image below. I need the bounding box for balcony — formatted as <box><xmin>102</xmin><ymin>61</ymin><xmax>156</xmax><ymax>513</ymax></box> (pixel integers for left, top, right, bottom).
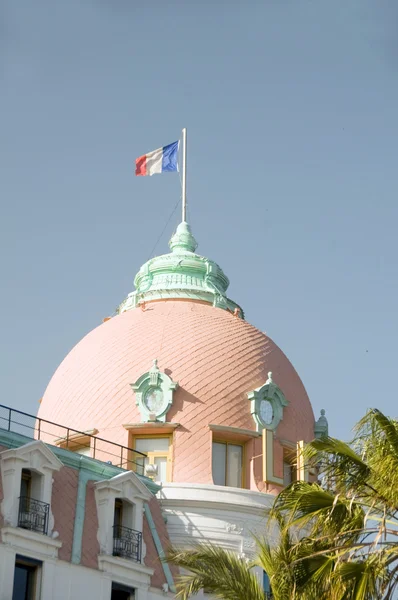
<box><xmin>18</xmin><ymin>496</ymin><xmax>49</xmax><ymax>535</ymax></box>
<box><xmin>113</xmin><ymin>525</ymin><xmax>142</xmax><ymax>562</ymax></box>
<box><xmin>0</xmin><ymin>403</ymin><xmax>147</xmax><ymax>473</ymax></box>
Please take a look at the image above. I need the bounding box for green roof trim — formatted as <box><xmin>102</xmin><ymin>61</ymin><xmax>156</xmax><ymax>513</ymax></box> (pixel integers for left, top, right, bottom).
<box><xmin>117</xmin><ymin>222</ymin><xmax>244</xmax><ymax>318</ymax></box>
<box><xmin>0</xmin><ymin>428</ymin><xmax>160</xmax><ymax>494</ymax></box>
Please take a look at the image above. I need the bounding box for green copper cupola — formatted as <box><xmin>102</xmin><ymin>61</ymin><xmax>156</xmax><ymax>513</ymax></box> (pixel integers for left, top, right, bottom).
<box><xmin>117</xmin><ymin>222</ymin><xmax>244</xmax><ymax>318</ymax></box>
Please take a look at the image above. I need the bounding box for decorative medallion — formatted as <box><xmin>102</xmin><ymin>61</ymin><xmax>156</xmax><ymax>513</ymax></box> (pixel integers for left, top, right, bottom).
<box><xmin>131</xmin><ymin>360</ymin><xmax>178</xmax><ymax>423</ymax></box>
<box><xmin>247</xmin><ymin>372</ymin><xmax>288</xmax><ymax>432</ymax></box>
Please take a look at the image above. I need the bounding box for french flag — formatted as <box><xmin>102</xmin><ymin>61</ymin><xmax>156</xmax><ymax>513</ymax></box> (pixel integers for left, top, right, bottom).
<box><xmin>135</xmin><ymin>140</ymin><xmax>179</xmax><ymax>176</ymax></box>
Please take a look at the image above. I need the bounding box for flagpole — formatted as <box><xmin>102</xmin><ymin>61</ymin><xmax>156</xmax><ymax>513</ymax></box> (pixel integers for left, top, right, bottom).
<box><xmin>181</xmin><ymin>127</ymin><xmax>187</xmax><ymax>222</ymax></box>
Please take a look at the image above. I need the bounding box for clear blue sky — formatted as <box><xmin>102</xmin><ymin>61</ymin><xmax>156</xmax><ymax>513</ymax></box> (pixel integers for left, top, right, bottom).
<box><xmin>1</xmin><ymin>0</ymin><xmax>397</xmax><ymax>441</ymax></box>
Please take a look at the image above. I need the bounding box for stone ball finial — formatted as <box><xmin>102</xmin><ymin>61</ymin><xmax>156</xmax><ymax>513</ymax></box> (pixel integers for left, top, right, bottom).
<box><xmin>321</xmin><ymin>409</ymin><xmax>326</xmax><ymax>416</ymax></box>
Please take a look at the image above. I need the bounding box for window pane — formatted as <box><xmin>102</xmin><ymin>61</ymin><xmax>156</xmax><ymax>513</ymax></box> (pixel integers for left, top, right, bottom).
<box><xmin>135</xmin><ymin>456</ymin><xmax>149</xmax><ymax>476</ymax></box>
<box><xmin>135</xmin><ymin>437</ymin><xmax>169</xmax><ymax>453</ymax></box>
<box><xmin>227</xmin><ymin>445</ymin><xmax>242</xmax><ymax>488</ymax></box>
<box><xmin>13</xmin><ymin>566</ymin><xmax>28</xmax><ymax>600</ymax></box>
<box><xmin>283</xmin><ymin>462</ymin><xmax>292</xmax><ymax>486</ymax></box>
<box><xmin>212</xmin><ymin>442</ymin><xmax>226</xmax><ymax>485</ymax></box>
<box><xmin>20</xmin><ymin>477</ymin><xmax>30</xmax><ymax>499</ymax></box>
<box><xmin>154</xmin><ymin>457</ymin><xmax>167</xmax><ymax>484</ymax></box>
<box><xmin>113</xmin><ymin>500</ymin><xmax>123</xmax><ymax>529</ymax></box>
<box><xmin>12</xmin><ymin>565</ymin><xmax>36</xmax><ymax>600</ymax></box>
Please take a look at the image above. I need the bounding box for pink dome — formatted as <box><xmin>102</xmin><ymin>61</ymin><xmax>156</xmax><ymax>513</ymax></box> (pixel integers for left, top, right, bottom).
<box><xmin>39</xmin><ymin>300</ymin><xmax>315</xmax><ymax>487</ymax></box>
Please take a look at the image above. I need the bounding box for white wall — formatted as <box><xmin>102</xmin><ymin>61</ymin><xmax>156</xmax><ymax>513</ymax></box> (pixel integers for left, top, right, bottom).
<box><xmin>160</xmin><ymin>483</ymin><xmax>277</xmax><ymax>558</ymax></box>
<box><xmin>0</xmin><ymin>544</ymin><xmax>171</xmax><ymax>600</ymax></box>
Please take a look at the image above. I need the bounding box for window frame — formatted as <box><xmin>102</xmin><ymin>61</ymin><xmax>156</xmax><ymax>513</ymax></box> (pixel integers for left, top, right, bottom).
<box><xmin>132</xmin><ymin>434</ymin><xmax>173</xmax><ymax>483</ymax></box>
<box><xmin>111</xmin><ymin>581</ymin><xmax>135</xmax><ymax>600</ymax></box>
<box><xmin>212</xmin><ymin>439</ymin><xmax>245</xmax><ymax>488</ymax></box>
<box><xmin>12</xmin><ymin>555</ymin><xmax>42</xmax><ymax>600</ymax></box>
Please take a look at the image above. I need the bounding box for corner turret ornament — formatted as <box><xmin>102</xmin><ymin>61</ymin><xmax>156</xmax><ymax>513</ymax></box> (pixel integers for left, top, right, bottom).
<box><xmin>247</xmin><ymin>372</ymin><xmax>289</xmax><ymax>432</ymax></box>
<box><xmin>314</xmin><ymin>409</ymin><xmax>328</xmax><ymax>438</ymax></box>
<box><xmin>131</xmin><ymin>360</ymin><xmax>178</xmax><ymax>423</ymax></box>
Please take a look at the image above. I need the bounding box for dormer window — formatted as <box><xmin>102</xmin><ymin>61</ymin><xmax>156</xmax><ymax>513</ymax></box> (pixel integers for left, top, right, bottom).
<box><xmin>18</xmin><ymin>468</ymin><xmax>50</xmax><ymax>535</ymax></box>
<box><xmin>95</xmin><ymin>470</ymin><xmax>152</xmax><ymax>566</ymax></box>
<box><xmin>133</xmin><ymin>435</ymin><xmax>171</xmax><ymax>484</ymax></box>
<box><xmin>112</xmin><ymin>498</ymin><xmax>141</xmax><ymax>562</ymax></box>
<box><xmin>0</xmin><ymin>441</ymin><xmax>61</xmax><ymax>535</ymax></box>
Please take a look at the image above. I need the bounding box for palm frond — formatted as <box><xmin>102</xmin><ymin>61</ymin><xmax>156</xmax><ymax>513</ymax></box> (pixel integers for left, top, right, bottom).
<box><xmin>165</xmin><ymin>544</ymin><xmax>265</xmax><ymax>600</ymax></box>
<box><xmin>273</xmin><ymin>482</ymin><xmax>364</xmax><ymax>537</ymax></box>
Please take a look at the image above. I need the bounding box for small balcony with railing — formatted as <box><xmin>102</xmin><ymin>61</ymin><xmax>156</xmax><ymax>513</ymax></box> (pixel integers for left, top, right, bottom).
<box><xmin>113</xmin><ymin>525</ymin><xmax>142</xmax><ymax>562</ymax></box>
<box><xmin>18</xmin><ymin>496</ymin><xmax>50</xmax><ymax>535</ymax></box>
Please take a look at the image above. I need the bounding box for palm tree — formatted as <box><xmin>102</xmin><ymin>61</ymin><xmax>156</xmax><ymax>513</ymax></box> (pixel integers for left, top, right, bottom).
<box><xmin>166</xmin><ymin>514</ymin><xmax>355</xmax><ymax>599</ymax></box>
<box><xmin>166</xmin><ymin>409</ymin><xmax>398</xmax><ymax>599</ymax></box>
<box><xmin>272</xmin><ymin>408</ymin><xmax>398</xmax><ymax>599</ymax></box>
<box><xmin>166</xmin><ymin>520</ymin><xmax>308</xmax><ymax>600</ymax></box>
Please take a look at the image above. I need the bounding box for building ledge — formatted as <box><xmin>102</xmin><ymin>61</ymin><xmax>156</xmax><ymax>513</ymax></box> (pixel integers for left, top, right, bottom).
<box><xmin>1</xmin><ymin>526</ymin><xmax>62</xmax><ymax>559</ymax></box>
<box><xmin>98</xmin><ymin>553</ymin><xmax>154</xmax><ymax>588</ymax></box>
<box><xmin>209</xmin><ymin>424</ymin><xmax>260</xmax><ymax>442</ymax></box>
<box><xmin>160</xmin><ymin>482</ymin><xmax>273</xmax><ymax>514</ymax></box>
<box><xmin>123</xmin><ymin>422</ymin><xmax>180</xmax><ymax>435</ymax></box>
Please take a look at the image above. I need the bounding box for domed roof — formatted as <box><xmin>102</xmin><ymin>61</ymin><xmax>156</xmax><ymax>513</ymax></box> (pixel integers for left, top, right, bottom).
<box><xmin>38</xmin><ymin>221</ymin><xmax>315</xmax><ymax>486</ymax></box>
<box><xmin>39</xmin><ymin>300</ymin><xmax>315</xmax><ymax>483</ymax></box>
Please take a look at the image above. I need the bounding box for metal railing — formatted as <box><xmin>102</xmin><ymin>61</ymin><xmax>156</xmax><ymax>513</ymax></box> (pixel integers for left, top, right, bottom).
<box><xmin>18</xmin><ymin>496</ymin><xmax>49</xmax><ymax>535</ymax></box>
<box><xmin>0</xmin><ymin>404</ymin><xmax>147</xmax><ymax>473</ymax></box>
<box><xmin>113</xmin><ymin>525</ymin><xmax>142</xmax><ymax>562</ymax></box>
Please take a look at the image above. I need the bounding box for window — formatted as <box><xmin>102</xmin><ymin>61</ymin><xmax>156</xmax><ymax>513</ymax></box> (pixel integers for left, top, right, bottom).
<box><xmin>71</xmin><ymin>444</ymin><xmax>91</xmax><ymax>456</ymax></box>
<box><xmin>18</xmin><ymin>469</ymin><xmax>50</xmax><ymax>535</ymax></box>
<box><xmin>59</xmin><ymin>434</ymin><xmax>92</xmax><ymax>456</ymax></box>
<box><xmin>0</xmin><ymin>441</ymin><xmax>61</xmax><ymax>534</ymax></box>
<box><xmin>111</xmin><ymin>582</ymin><xmax>135</xmax><ymax>600</ymax></box>
<box><xmin>20</xmin><ymin>469</ymin><xmax>32</xmax><ymax>499</ymax></box>
<box><xmin>12</xmin><ymin>556</ymin><xmax>41</xmax><ymax>600</ymax></box>
<box><xmin>114</xmin><ymin>499</ymin><xmax>124</xmax><ymax>530</ymax></box>
<box><xmin>212</xmin><ymin>441</ymin><xmax>243</xmax><ymax>488</ymax></box>
<box><xmin>283</xmin><ymin>448</ymin><xmax>297</xmax><ymax>487</ymax></box>
<box><xmin>263</xmin><ymin>571</ymin><xmax>272</xmax><ymax>599</ymax></box>
<box><xmin>112</xmin><ymin>498</ymin><xmax>141</xmax><ymax>562</ymax></box>
<box><xmin>133</xmin><ymin>435</ymin><xmax>171</xmax><ymax>483</ymax></box>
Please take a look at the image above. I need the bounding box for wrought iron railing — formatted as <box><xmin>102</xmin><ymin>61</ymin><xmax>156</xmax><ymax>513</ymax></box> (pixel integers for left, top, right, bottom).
<box><xmin>113</xmin><ymin>525</ymin><xmax>142</xmax><ymax>562</ymax></box>
<box><xmin>0</xmin><ymin>404</ymin><xmax>147</xmax><ymax>473</ymax></box>
<box><xmin>18</xmin><ymin>496</ymin><xmax>49</xmax><ymax>535</ymax></box>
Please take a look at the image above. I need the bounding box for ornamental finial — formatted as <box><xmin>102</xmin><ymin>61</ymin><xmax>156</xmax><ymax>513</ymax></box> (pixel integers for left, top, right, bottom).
<box><xmin>169</xmin><ymin>221</ymin><xmax>198</xmax><ymax>253</ymax></box>
<box><xmin>315</xmin><ymin>409</ymin><xmax>329</xmax><ymax>438</ymax></box>
<box><xmin>267</xmin><ymin>371</ymin><xmax>273</xmax><ymax>383</ymax></box>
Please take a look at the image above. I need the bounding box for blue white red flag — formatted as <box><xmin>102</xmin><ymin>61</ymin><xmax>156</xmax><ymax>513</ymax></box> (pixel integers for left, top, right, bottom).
<box><xmin>135</xmin><ymin>141</ymin><xmax>179</xmax><ymax>176</ymax></box>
